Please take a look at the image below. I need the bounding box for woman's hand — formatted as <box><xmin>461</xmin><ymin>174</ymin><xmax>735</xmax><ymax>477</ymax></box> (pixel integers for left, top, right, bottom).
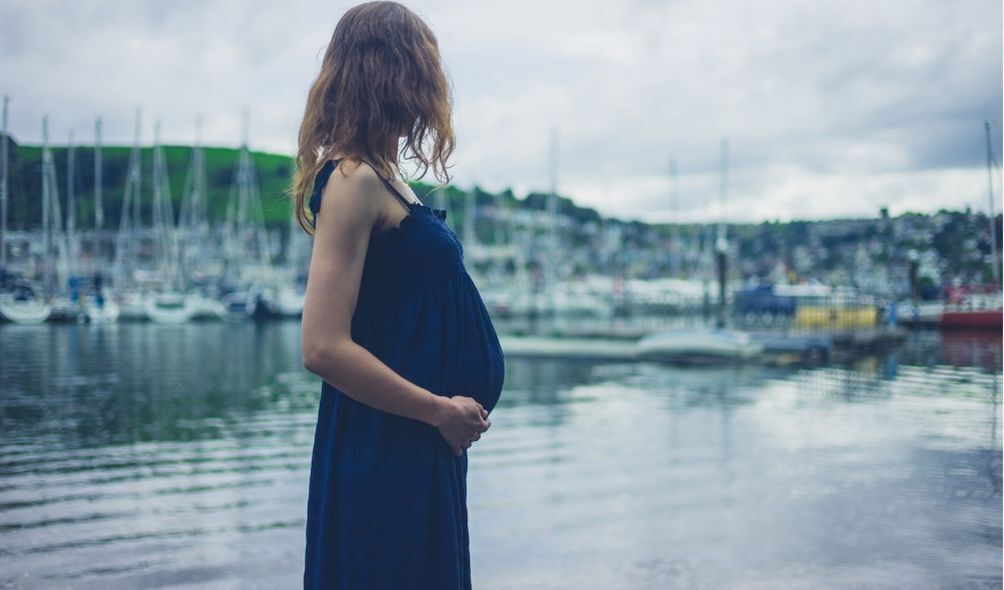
<box><xmin>435</xmin><ymin>396</ymin><xmax>491</xmax><ymax>456</ymax></box>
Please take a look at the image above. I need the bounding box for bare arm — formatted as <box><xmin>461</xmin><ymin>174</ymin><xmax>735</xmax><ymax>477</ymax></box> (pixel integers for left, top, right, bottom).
<box><xmin>300</xmin><ymin>161</ymin><xmax>488</xmax><ymax>454</ymax></box>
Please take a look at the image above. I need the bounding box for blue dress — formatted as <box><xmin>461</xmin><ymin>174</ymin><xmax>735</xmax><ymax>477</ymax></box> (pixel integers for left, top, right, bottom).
<box><xmin>303</xmin><ymin>158</ymin><xmax>505</xmax><ymax>589</ymax></box>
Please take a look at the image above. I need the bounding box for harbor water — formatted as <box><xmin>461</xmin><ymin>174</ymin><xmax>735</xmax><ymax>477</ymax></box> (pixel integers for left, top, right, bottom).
<box><xmin>0</xmin><ymin>323</ymin><xmax>1000</xmax><ymax>589</ymax></box>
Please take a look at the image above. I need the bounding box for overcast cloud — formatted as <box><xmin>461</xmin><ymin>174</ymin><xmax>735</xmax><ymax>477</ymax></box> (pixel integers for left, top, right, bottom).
<box><xmin>1</xmin><ymin>0</ymin><xmax>1001</xmax><ymax>222</ymax></box>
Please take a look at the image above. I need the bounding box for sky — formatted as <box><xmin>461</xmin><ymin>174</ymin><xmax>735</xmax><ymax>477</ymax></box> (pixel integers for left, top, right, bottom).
<box><xmin>1</xmin><ymin>0</ymin><xmax>1001</xmax><ymax>224</ymax></box>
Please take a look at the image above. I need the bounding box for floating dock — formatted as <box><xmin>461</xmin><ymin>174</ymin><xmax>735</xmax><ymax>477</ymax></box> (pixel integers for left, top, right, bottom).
<box><xmin>498</xmin><ymin>335</ymin><xmax>640</xmax><ymax>362</ymax></box>
<box><xmin>499</xmin><ymin>325</ymin><xmax>908</xmax><ymax>365</ymax></box>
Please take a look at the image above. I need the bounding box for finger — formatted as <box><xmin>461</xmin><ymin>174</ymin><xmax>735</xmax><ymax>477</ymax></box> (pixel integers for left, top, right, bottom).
<box><xmin>473</xmin><ymin>431</ymin><xmax>481</xmax><ymax>442</ymax></box>
<box><xmin>480</xmin><ymin>418</ymin><xmax>491</xmax><ymax>432</ymax></box>
<box><xmin>480</xmin><ymin>407</ymin><xmax>488</xmax><ymax>419</ymax></box>
<box><xmin>462</xmin><ymin>440</ymin><xmax>472</xmax><ymax>450</ymax></box>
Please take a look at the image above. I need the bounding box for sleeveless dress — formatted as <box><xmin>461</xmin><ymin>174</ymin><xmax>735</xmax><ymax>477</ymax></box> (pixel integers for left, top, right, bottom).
<box><xmin>303</xmin><ymin>158</ymin><xmax>505</xmax><ymax>589</ymax></box>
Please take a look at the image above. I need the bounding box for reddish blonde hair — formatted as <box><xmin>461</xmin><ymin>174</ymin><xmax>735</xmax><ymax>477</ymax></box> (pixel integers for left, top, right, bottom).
<box><xmin>287</xmin><ymin>1</ymin><xmax>455</xmax><ymax>235</ymax></box>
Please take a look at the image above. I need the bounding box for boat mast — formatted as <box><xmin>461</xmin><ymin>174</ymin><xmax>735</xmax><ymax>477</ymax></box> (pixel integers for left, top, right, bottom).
<box><xmin>546</xmin><ymin>127</ymin><xmax>559</xmax><ymax>311</ymax></box>
<box><xmin>714</xmin><ymin>138</ymin><xmax>730</xmax><ymax>328</ymax></box>
<box><xmin>152</xmin><ymin>120</ymin><xmax>181</xmax><ymax>291</ymax></box>
<box><xmin>94</xmin><ymin>117</ymin><xmax>103</xmax><ymax>269</ymax></box>
<box><xmin>669</xmin><ymin>155</ymin><xmax>678</xmax><ymax>278</ymax></box>
<box><xmin>152</xmin><ymin>120</ymin><xmax>165</xmax><ymax>286</ymax></box>
<box><xmin>180</xmin><ymin>116</ymin><xmax>210</xmax><ymax>283</ymax></box>
<box><xmin>193</xmin><ymin>116</ymin><xmax>206</xmax><ymax>232</ymax></box>
<box><xmin>716</xmin><ymin>138</ymin><xmax>729</xmax><ymax>250</ymax></box>
<box><xmin>984</xmin><ymin>120</ymin><xmax>1000</xmax><ymax>287</ymax></box>
<box><xmin>241</xmin><ymin>110</ymin><xmax>273</xmax><ymax>272</ymax></box>
<box><xmin>1</xmin><ymin>95</ymin><xmax>8</xmax><ymax>269</ymax></box>
<box><xmin>40</xmin><ymin>116</ymin><xmax>69</xmax><ymax>299</ymax></box>
<box><xmin>133</xmin><ymin>109</ymin><xmax>141</xmax><ymax>270</ymax></box>
<box><xmin>243</xmin><ymin>112</ymin><xmax>273</xmax><ymax>272</ymax></box>
<box><xmin>464</xmin><ymin>183</ymin><xmax>476</xmax><ymax>247</ymax></box>
<box><xmin>115</xmin><ymin>107</ymin><xmax>142</xmax><ymax>289</ymax></box>
<box><xmin>224</xmin><ymin>109</ymin><xmax>273</xmax><ymax>287</ymax></box>
<box><xmin>67</xmin><ymin>130</ymin><xmax>77</xmax><ymax>279</ymax></box>
<box><xmin>41</xmin><ymin>116</ymin><xmax>51</xmax><ymax>296</ymax></box>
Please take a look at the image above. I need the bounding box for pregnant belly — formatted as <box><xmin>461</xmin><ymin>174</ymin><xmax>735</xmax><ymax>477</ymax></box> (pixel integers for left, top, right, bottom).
<box><xmin>446</xmin><ymin>273</ymin><xmax>505</xmax><ymax>413</ymax></box>
<box><xmin>453</xmin><ymin>327</ymin><xmax>504</xmax><ymax>413</ymax></box>
<box><xmin>451</xmin><ymin>290</ymin><xmax>505</xmax><ymax>413</ymax></box>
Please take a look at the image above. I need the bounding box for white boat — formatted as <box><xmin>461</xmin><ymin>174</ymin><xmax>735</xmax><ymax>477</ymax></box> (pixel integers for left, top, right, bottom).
<box><xmin>275</xmin><ymin>284</ymin><xmax>305</xmax><ymax>317</ymax></box>
<box><xmin>0</xmin><ymin>101</ymin><xmax>50</xmax><ymax>326</ymax></box>
<box><xmin>189</xmin><ymin>293</ymin><xmax>227</xmax><ymax>321</ymax></box>
<box><xmin>48</xmin><ymin>295</ymin><xmax>87</xmax><ymax>323</ymax></box>
<box><xmin>482</xmin><ymin>282</ymin><xmax>615</xmax><ymax>319</ymax></box>
<box><xmin>481</xmin><ymin>287</ymin><xmax>536</xmax><ymax>319</ymax></box>
<box><xmin>83</xmin><ymin>295</ymin><xmax>120</xmax><ymax>323</ymax></box>
<box><xmin>621</xmin><ymin>277</ymin><xmax>708</xmax><ymax>313</ymax></box>
<box><xmin>895</xmin><ymin>299</ymin><xmax>943</xmax><ymax>325</ymax></box>
<box><xmin>548</xmin><ymin>285</ymin><xmax>614</xmax><ymax>318</ymax></box>
<box><xmin>0</xmin><ymin>291</ymin><xmax>52</xmax><ymax>324</ymax></box>
<box><xmin>222</xmin><ymin>285</ymin><xmax>276</xmax><ymax>320</ymax></box>
<box><xmin>221</xmin><ymin>290</ymin><xmax>254</xmax><ymax>320</ymax></box>
<box><xmin>117</xmin><ymin>291</ymin><xmax>149</xmax><ymax>321</ymax></box>
<box><xmin>145</xmin><ymin>292</ymin><xmax>196</xmax><ymax>324</ymax></box>
<box><xmin>636</xmin><ymin>327</ymin><xmax>764</xmax><ymax>364</ymax></box>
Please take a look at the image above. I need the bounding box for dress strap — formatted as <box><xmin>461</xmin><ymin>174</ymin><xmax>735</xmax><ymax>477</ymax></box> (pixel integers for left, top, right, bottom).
<box><xmin>308</xmin><ymin>159</ymin><xmax>340</xmax><ymax>229</ymax></box>
<box><xmin>358</xmin><ymin>156</ymin><xmax>421</xmax><ymax>214</ymax></box>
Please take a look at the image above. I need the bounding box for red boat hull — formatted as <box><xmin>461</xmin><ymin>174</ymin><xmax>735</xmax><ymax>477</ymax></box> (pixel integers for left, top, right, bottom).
<box><xmin>940</xmin><ymin>310</ymin><xmax>1003</xmax><ymax>329</ymax></box>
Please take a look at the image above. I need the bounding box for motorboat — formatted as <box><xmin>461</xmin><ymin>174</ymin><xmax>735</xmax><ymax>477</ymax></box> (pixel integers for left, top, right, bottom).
<box><xmin>82</xmin><ymin>294</ymin><xmax>120</xmax><ymax>324</ymax></box>
<box><xmin>117</xmin><ymin>291</ymin><xmax>149</xmax><ymax>321</ymax></box>
<box><xmin>0</xmin><ymin>288</ymin><xmax>52</xmax><ymax>325</ymax></box>
<box><xmin>145</xmin><ymin>292</ymin><xmax>196</xmax><ymax>324</ymax></box>
<box><xmin>189</xmin><ymin>293</ymin><xmax>227</xmax><ymax>321</ymax></box>
<box><xmin>275</xmin><ymin>284</ymin><xmax>305</xmax><ymax>318</ymax></box>
<box><xmin>636</xmin><ymin>327</ymin><xmax>764</xmax><ymax>364</ymax></box>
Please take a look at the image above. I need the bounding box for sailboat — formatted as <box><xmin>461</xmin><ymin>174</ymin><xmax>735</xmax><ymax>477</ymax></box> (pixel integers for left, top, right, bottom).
<box><xmin>47</xmin><ymin>130</ymin><xmax>87</xmax><ymax>322</ymax></box>
<box><xmin>0</xmin><ymin>111</ymin><xmax>60</xmax><ymax>324</ymax></box>
<box><xmin>634</xmin><ymin>139</ymin><xmax>765</xmax><ymax>363</ymax></box>
<box><xmin>0</xmin><ymin>96</ymin><xmax>50</xmax><ymax>324</ymax></box>
<box><xmin>144</xmin><ymin>121</ymin><xmax>196</xmax><ymax>324</ymax></box>
<box><xmin>537</xmin><ymin>128</ymin><xmax>614</xmax><ymax>320</ymax></box>
<box><xmin>471</xmin><ymin>188</ymin><xmax>537</xmax><ymax>319</ymax></box>
<box><xmin>274</xmin><ymin>223</ymin><xmax>307</xmax><ymax>318</ymax></box>
<box><xmin>113</xmin><ymin>108</ymin><xmax>150</xmax><ymax>321</ymax></box>
<box><xmin>939</xmin><ymin>121</ymin><xmax>1003</xmax><ymax>330</ymax></box>
<box><xmin>81</xmin><ymin>116</ymin><xmax>120</xmax><ymax>323</ymax></box>
<box><xmin>274</xmin><ymin>171</ymin><xmax>310</xmax><ymax>318</ymax></box>
<box><xmin>171</xmin><ymin>117</ymin><xmax>225</xmax><ymax>321</ymax></box>
<box><xmin>219</xmin><ymin>111</ymin><xmax>278</xmax><ymax>320</ymax></box>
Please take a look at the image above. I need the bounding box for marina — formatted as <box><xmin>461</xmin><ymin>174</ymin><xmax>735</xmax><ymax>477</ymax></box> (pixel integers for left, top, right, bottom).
<box><xmin>1</xmin><ymin>98</ymin><xmax>998</xmax><ymax>365</ymax></box>
<box><xmin>0</xmin><ymin>2</ymin><xmax>1001</xmax><ymax>587</ymax></box>
<box><xmin>0</xmin><ymin>0</ymin><xmax>1001</xmax><ymax>585</ymax></box>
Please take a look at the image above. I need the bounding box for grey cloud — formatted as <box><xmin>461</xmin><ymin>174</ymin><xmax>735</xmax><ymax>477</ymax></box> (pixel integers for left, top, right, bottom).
<box><xmin>0</xmin><ymin>0</ymin><xmax>999</xmax><ymax>222</ymax></box>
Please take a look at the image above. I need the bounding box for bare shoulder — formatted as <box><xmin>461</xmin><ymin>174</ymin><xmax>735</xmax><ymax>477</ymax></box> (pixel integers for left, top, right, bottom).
<box><xmin>316</xmin><ymin>158</ymin><xmax>384</xmax><ymax>225</ymax></box>
<box><xmin>331</xmin><ymin>157</ymin><xmax>383</xmax><ymax>186</ymax></box>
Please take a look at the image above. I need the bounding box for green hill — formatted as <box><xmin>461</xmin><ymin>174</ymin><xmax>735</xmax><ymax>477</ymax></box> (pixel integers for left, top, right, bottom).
<box><xmin>2</xmin><ymin>139</ymin><xmax>602</xmax><ymax>238</ymax></box>
<box><xmin>5</xmin><ymin>142</ymin><xmax>297</xmax><ymax>229</ymax></box>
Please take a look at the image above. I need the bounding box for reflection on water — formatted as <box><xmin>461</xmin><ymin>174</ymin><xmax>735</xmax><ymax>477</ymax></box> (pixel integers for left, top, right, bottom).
<box><xmin>0</xmin><ymin>324</ymin><xmax>1000</xmax><ymax>589</ymax></box>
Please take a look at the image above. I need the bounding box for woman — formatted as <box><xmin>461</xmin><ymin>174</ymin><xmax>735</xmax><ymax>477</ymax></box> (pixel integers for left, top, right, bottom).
<box><xmin>289</xmin><ymin>2</ymin><xmax>505</xmax><ymax>588</ymax></box>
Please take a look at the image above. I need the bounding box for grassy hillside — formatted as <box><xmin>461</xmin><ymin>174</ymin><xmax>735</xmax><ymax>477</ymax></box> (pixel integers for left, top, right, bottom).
<box><xmin>6</xmin><ymin>143</ymin><xmax>297</xmax><ymax>229</ymax></box>
<box><xmin>3</xmin><ymin>140</ymin><xmax>604</xmax><ymax>238</ymax></box>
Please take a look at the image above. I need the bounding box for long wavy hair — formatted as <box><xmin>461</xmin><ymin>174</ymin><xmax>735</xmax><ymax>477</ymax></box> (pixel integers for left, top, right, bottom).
<box><xmin>287</xmin><ymin>1</ymin><xmax>455</xmax><ymax>235</ymax></box>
